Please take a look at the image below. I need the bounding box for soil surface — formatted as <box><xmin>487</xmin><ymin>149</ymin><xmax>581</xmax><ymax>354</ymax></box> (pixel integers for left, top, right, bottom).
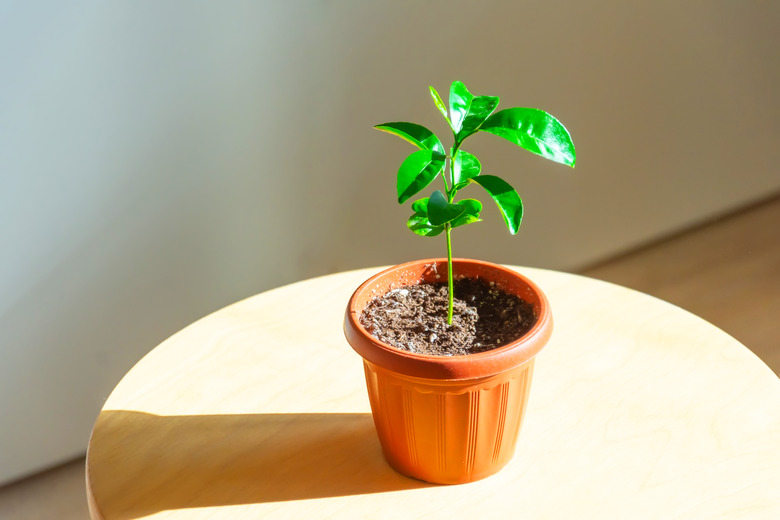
<box><xmin>359</xmin><ymin>278</ymin><xmax>536</xmax><ymax>356</ymax></box>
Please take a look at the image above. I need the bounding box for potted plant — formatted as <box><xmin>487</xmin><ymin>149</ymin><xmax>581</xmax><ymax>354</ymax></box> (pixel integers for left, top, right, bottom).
<box><xmin>344</xmin><ymin>81</ymin><xmax>575</xmax><ymax>484</ymax></box>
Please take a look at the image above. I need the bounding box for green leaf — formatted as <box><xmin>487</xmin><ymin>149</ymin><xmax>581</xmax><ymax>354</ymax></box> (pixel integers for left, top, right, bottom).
<box><xmin>407</xmin><ymin>198</ymin><xmax>444</xmax><ymax>236</ymax></box>
<box><xmin>397</xmin><ymin>150</ymin><xmax>445</xmax><ymax>204</ymax></box>
<box><xmin>460</xmin><ymin>96</ymin><xmax>500</xmax><ymax>140</ymax></box>
<box><xmin>428</xmin><ymin>190</ymin><xmax>465</xmax><ymax>226</ymax></box>
<box><xmin>449</xmin><ymin>198</ymin><xmax>482</xmax><ymax>229</ymax></box>
<box><xmin>452</xmin><ymin>150</ymin><xmax>481</xmax><ymax>190</ymax></box>
<box><xmin>429</xmin><ymin>86</ymin><xmax>451</xmax><ymax>126</ymax></box>
<box><xmin>448</xmin><ymin>81</ymin><xmax>499</xmax><ymax>142</ymax></box>
<box><xmin>406</xmin><ymin>197</ymin><xmax>481</xmax><ymax>236</ymax></box>
<box><xmin>471</xmin><ymin>175</ymin><xmax>524</xmax><ymax>234</ymax></box>
<box><xmin>480</xmin><ymin>108</ymin><xmax>576</xmax><ymax>167</ymax></box>
<box><xmin>375</xmin><ymin>122</ymin><xmax>445</xmax><ymax>154</ymax></box>
<box><xmin>449</xmin><ymin>81</ymin><xmax>472</xmax><ymax>134</ymax></box>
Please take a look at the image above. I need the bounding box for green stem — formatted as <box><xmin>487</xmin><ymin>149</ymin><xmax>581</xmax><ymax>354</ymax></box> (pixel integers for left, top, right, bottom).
<box><xmin>443</xmin><ymin>138</ymin><xmax>462</xmax><ymax>326</ymax></box>
<box><xmin>441</xmin><ymin>159</ymin><xmax>451</xmax><ymax>195</ymax></box>
<box><xmin>448</xmin><ymin>141</ymin><xmax>462</xmax><ymax>201</ymax></box>
<box><xmin>446</xmin><ymin>223</ymin><xmax>454</xmax><ymax>325</ymax></box>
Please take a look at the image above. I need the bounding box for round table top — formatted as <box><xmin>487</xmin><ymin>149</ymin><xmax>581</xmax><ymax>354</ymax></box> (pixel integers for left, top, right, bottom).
<box><xmin>86</xmin><ymin>266</ymin><xmax>780</xmax><ymax>520</ymax></box>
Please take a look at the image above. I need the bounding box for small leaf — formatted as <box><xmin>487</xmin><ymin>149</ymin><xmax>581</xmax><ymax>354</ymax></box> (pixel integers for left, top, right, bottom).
<box><xmin>448</xmin><ymin>81</ymin><xmax>499</xmax><ymax>142</ymax></box>
<box><xmin>449</xmin><ymin>198</ymin><xmax>482</xmax><ymax>229</ymax></box>
<box><xmin>448</xmin><ymin>81</ymin><xmax>472</xmax><ymax>135</ymax></box>
<box><xmin>428</xmin><ymin>190</ymin><xmax>465</xmax><ymax>226</ymax></box>
<box><xmin>375</xmin><ymin>122</ymin><xmax>445</xmax><ymax>154</ymax></box>
<box><xmin>397</xmin><ymin>150</ymin><xmax>445</xmax><ymax>204</ymax></box>
<box><xmin>472</xmin><ymin>175</ymin><xmax>524</xmax><ymax>234</ymax></box>
<box><xmin>452</xmin><ymin>150</ymin><xmax>481</xmax><ymax>189</ymax></box>
<box><xmin>480</xmin><ymin>108</ymin><xmax>576</xmax><ymax>167</ymax></box>
<box><xmin>429</xmin><ymin>86</ymin><xmax>451</xmax><ymax>126</ymax></box>
<box><xmin>410</xmin><ymin>197</ymin><xmax>429</xmax><ymax>214</ymax></box>
<box><xmin>459</xmin><ymin>95</ymin><xmax>499</xmax><ymax>140</ymax></box>
<box><xmin>407</xmin><ymin>198</ymin><xmax>445</xmax><ymax>236</ymax></box>
<box><xmin>407</xmin><ymin>197</ymin><xmax>481</xmax><ymax>235</ymax></box>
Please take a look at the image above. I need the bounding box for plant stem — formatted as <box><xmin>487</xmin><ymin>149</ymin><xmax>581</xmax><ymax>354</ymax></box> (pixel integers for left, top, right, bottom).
<box><xmin>448</xmin><ymin>142</ymin><xmax>461</xmax><ymax>200</ymax></box>
<box><xmin>446</xmin><ymin>223</ymin><xmax>454</xmax><ymax>325</ymax></box>
<box><xmin>441</xmin><ymin>160</ymin><xmax>451</xmax><ymax>195</ymax></box>
<box><xmin>443</xmin><ymin>138</ymin><xmax>461</xmax><ymax>327</ymax></box>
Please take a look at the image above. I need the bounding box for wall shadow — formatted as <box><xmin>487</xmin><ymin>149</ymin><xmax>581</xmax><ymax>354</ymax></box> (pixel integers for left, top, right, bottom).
<box><xmin>87</xmin><ymin>410</ymin><xmax>429</xmax><ymax>519</ymax></box>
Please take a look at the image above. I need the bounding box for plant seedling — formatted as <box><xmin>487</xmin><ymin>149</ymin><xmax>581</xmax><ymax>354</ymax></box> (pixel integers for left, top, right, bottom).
<box><xmin>376</xmin><ymin>80</ymin><xmax>576</xmax><ymax>325</ymax></box>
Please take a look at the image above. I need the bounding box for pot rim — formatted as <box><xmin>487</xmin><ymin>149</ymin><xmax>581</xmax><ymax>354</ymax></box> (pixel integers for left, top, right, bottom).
<box><xmin>344</xmin><ymin>258</ymin><xmax>553</xmax><ymax>380</ymax></box>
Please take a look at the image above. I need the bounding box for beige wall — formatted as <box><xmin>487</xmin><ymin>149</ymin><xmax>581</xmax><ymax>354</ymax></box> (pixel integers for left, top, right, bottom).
<box><xmin>1</xmin><ymin>1</ymin><xmax>778</xmax><ymax>484</ymax></box>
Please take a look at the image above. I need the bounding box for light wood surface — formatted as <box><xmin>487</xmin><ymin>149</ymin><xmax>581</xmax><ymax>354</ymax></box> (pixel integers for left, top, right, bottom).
<box><xmin>582</xmin><ymin>194</ymin><xmax>780</xmax><ymax>375</ymax></box>
<box><xmin>86</xmin><ymin>267</ymin><xmax>780</xmax><ymax>520</ymax></box>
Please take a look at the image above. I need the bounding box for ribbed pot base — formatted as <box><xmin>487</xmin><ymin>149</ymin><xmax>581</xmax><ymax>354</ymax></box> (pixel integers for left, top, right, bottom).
<box><xmin>363</xmin><ymin>358</ymin><xmax>536</xmax><ymax>484</ymax></box>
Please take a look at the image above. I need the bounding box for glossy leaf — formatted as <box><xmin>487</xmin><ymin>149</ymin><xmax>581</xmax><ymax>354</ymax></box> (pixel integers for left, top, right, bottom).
<box><xmin>407</xmin><ymin>197</ymin><xmax>481</xmax><ymax>236</ymax></box>
<box><xmin>459</xmin><ymin>96</ymin><xmax>500</xmax><ymax>141</ymax></box>
<box><xmin>448</xmin><ymin>81</ymin><xmax>471</xmax><ymax>134</ymax></box>
<box><xmin>428</xmin><ymin>190</ymin><xmax>465</xmax><ymax>226</ymax></box>
<box><xmin>480</xmin><ymin>108</ymin><xmax>576</xmax><ymax>167</ymax></box>
<box><xmin>448</xmin><ymin>81</ymin><xmax>499</xmax><ymax>141</ymax></box>
<box><xmin>429</xmin><ymin>86</ymin><xmax>451</xmax><ymax>126</ymax></box>
<box><xmin>407</xmin><ymin>198</ymin><xmax>444</xmax><ymax>236</ymax></box>
<box><xmin>375</xmin><ymin>122</ymin><xmax>445</xmax><ymax>154</ymax></box>
<box><xmin>452</xmin><ymin>150</ymin><xmax>481</xmax><ymax>190</ymax></box>
<box><xmin>471</xmin><ymin>175</ymin><xmax>524</xmax><ymax>234</ymax></box>
<box><xmin>397</xmin><ymin>150</ymin><xmax>445</xmax><ymax>204</ymax></box>
<box><xmin>449</xmin><ymin>198</ymin><xmax>482</xmax><ymax>229</ymax></box>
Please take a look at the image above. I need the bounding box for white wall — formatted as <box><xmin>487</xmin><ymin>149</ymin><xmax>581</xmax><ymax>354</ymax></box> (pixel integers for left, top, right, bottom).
<box><xmin>1</xmin><ymin>1</ymin><xmax>778</xmax><ymax>484</ymax></box>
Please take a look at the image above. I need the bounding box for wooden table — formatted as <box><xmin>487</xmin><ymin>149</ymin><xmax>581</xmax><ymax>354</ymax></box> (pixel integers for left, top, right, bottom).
<box><xmin>86</xmin><ymin>266</ymin><xmax>780</xmax><ymax>519</ymax></box>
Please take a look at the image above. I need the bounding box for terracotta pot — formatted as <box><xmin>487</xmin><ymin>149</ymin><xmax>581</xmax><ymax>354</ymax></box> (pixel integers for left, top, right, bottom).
<box><xmin>344</xmin><ymin>258</ymin><xmax>553</xmax><ymax>484</ymax></box>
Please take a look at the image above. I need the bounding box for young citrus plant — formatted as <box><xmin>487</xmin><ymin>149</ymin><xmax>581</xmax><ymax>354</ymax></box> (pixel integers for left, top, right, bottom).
<box><xmin>376</xmin><ymin>80</ymin><xmax>576</xmax><ymax>325</ymax></box>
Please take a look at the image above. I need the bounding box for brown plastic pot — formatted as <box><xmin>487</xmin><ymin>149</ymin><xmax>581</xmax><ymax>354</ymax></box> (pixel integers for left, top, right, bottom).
<box><xmin>344</xmin><ymin>258</ymin><xmax>553</xmax><ymax>484</ymax></box>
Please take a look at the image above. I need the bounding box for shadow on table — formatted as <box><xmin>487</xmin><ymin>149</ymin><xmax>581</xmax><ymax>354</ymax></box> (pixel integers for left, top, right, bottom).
<box><xmin>87</xmin><ymin>410</ymin><xmax>429</xmax><ymax>519</ymax></box>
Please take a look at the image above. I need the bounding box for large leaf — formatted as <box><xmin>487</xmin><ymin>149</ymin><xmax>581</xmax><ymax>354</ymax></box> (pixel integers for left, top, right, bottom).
<box><xmin>397</xmin><ymin>150</ymin><xmax>445</xmax><ymax>204</ymax></box>
<box><xmin>480</xmin><ymin>108</ymin><xmax>576</xmax><ymax>167</ymax></box>
<box><xmin>452</xmin><ymin>150</ymin><xmax>481</xmax><ymax>190</ymax></box>
<box><xmin>471</xmin><ymin>175</ymin><xmax>524</xmax><ymax>234</ymax></box>
<box><xmin>428</xmin><ymin>190</ymin><xmax>465</xmax><ymax>226</ymax></box>
<box><xmin>406</xmin><ymin>197</ymin><xmax>481</xmax><ymax>236</ymax></box>
<box><xmin>448</xmin><ymin>81</ymin><xmax>499</xmax><ymax>142</ymax></box>
<box><xmin>375</xmin><ymin>122</ymin><xmax>445</xmax><ymax>154</ymax></box>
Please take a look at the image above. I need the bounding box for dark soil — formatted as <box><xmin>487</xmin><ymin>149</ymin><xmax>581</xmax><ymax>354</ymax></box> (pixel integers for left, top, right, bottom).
<box><xmin>359</xmin><ymin>278</ymin><xmax>536</xmax><ymax>356</ymax></box>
